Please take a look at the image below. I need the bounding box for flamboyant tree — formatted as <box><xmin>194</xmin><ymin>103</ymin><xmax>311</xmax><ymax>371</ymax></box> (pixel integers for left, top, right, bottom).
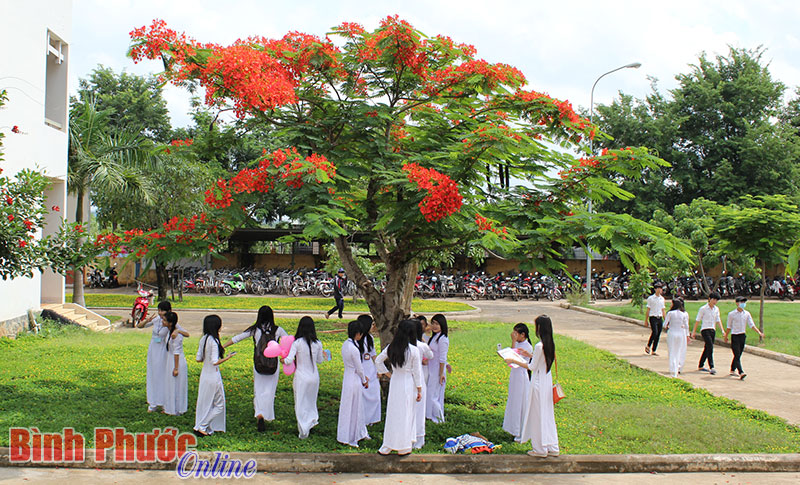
<box><xmin>129</xmin><ymin>17</ymin><xmax>690</xmax><ymax>342</ymax></box>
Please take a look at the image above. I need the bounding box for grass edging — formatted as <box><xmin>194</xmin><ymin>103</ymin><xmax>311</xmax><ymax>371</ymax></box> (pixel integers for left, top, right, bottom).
<box><xmin>2</xmin><ymin>448</ymin><xmax>800</xmax><ymax>473</ymax></box>
<box><xmin>562</xmin><ymin>303</ymin><xmax>800</xmax><ymax>368</ymax></box>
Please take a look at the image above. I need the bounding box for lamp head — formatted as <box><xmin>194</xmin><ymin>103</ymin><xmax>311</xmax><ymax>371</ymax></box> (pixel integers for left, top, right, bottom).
<box><xmin>625</xmin><ymin>62</ymin><xmax>642</xmax><ymax>69</ymax></box>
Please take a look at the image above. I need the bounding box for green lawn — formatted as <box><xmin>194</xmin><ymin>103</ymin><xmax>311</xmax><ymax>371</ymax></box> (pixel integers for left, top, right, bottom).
<box><xmin>2</xmin><ymin>320</ymin><xmax>798</xmax><ymax>454</ymax></box>
<box><xmin>70</xmin><ymin>293</ymin><xmax>473</xmax><ymax>313</ymax></box>
<box><xmin>590</xmin><ymin>301</ymin><xmax>800</xmax><ymax>357</ymax></box>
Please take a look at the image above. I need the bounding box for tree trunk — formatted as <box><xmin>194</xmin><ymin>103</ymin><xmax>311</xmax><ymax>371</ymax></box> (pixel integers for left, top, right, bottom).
<box><xmin>71</xmin><ymin>187</ymin><xmax>86</xmax><ymax>307</ymax></box>
<box><xmin>697</xmin><ymin>253</ymin><xmax>710</xmax><ymax>297</ymax></box>
<box><xmin>334</xmin><ymin>236</ymin><xmax>414</xmax><ymax>350</ymax></box>
<box><xmin>155</xmin><ymin>262</ymin><xmax>169</xmax><ymax>301</ymax></box>
<box><xmin>759</xmin><ymin>260</ymin><xmax>765</xmax><ymax>342</ymax></box>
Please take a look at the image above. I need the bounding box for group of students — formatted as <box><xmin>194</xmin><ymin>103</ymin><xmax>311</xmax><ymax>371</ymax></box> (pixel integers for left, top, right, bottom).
<box><xmin>336</xmin><ymin>313</ymin><xmax>450</xmax><ymax>454</ymax></box>
<box><xmin>142</xmin><ymin>305</ymin><xmax>562</xmax><ymax>456</ymax></box>
<box><xmin>645</xmin><ymin>284</ymin><xmax>765</xmax><ymax>379</ymax></box>
<box><xmin>143</xmin><ymin>305</ymin><xmax>451</xmax><ymax>450</ymax></box>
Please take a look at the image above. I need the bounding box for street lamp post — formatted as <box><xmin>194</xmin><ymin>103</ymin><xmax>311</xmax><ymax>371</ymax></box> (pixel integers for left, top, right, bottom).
<box><xmin>586</xmin><ymin>62</ymin><xmax>641</xmax><ymax>301</ymax></box>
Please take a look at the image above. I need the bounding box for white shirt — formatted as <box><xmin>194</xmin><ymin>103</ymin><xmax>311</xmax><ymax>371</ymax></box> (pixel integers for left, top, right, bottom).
<box><xmin>727</xmin><ymin>309</ymin><xmax>756</xmax><ymax>335</ymax></box>
<box><xmin>695</xmin><ymin>304</ymin><xmax>721</xmax><ymax>331</ymax></box>
<box><xmin>646</xmin><ymin>294</ymin><xmax>665</xmax><ymax>317</ymax></box>
<box><xmin>664</xmin><ymin>309</ymin><xmax>689</xmax><ymax>335</ymax></box>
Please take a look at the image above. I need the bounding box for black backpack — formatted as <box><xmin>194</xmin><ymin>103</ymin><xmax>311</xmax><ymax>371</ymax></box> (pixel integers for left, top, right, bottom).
<box><xmin>253</xmin><ymin>326</ymin><xmax>278</xmax><ymax>375</ymax></box>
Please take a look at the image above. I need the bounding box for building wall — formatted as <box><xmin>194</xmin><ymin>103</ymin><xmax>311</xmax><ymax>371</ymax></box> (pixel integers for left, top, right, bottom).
<box><xmin>0</xmin><ymin>1</ymin><xmax>72</xmax><ymax>328</ymax></box>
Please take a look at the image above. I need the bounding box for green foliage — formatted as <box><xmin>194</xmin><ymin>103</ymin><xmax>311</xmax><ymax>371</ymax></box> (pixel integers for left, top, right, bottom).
<box><xmin>595</xmin><ymin>47</ymin><xmax>800</xmax><ymax>214</ymax></box>
<box><xmin>715</xmin><ymin>195</ymin><xmax>800</xmax><ymax>266</ymax></box>
<box><xmin>628</xmin><ymin>268</ymin><xmax>653</xmax><ymax>309</ymax></box>
<box><xmin>74</xmin><ymin>65</ymin><xmax>172</xmax><ymax>142</ymax></box>
<box><xmin>2</xmin><ymin>321</ymin><xmax>799</xmax><ymax>454</ymax></box>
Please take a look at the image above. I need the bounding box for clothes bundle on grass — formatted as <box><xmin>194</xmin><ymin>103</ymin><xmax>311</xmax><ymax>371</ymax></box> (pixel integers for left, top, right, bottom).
<box><xmin>444</xmin><ymin>433</ymin><xmax>500</xmax><ymax>454</ymax></box>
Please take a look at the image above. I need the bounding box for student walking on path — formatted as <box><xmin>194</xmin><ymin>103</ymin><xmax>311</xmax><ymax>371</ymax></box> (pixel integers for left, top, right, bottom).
<box><xmin>326</xmin><ymin>269</ymin><xmax>347</xmax><ymax>319</ymax></box>
<box><xmin>724</xmin><ymin>296</ymin><xmax>765</xmax><ymax>380</ymax></box>
<box><xmin>691</xmin><ymin>291</ymin><xmax>724</xmax><ymax>375</ymax></box>
<box><xmin>664</xmin><ymin>298</ymin><xmax>690</xmax><ymax>378</ymax></box>
<box><xmin>644</xmin><ymin>283</ymin><xmax>666</xmax><ymax>355</ymax></box>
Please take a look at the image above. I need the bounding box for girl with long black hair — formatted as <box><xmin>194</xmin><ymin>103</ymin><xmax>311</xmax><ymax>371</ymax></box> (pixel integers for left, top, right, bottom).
<box><xmin>375</xmin><ymin>319</ymin><xmax>423</xmax><ymax>455</ymax></box>
<box><xmin>223</xmin><ymin>305</ymin><xmax>288</xmax><ymax>432</ymax></box>
<box><xmin>337</xmin><ymin>320</ymin><xmax>370</xmax><ymax>447</ymax></box>
<box><xmin>425</xmin><ymin>313</ymin><xmax>449</xmax><ymax>423</ymax></box>
<box><xmin>357</xmin><ymin>314</ymin><xmax>381</xmax><ymax>425</ymax></box>
<box><xmin>506</xmin><ymin>315</ymin><xmax>558</xmax><ymax>457</ymax></box>
<box><xmin>141</xmin><ymin>300</ymin><xmax>187</xmax><ymax>412</ymax></box>
<box><xmin>163</xmin><ymin>311</ymin><xmax>188</xmax><ymax>416</ymax></box>
<box><xmin>502</xmin><ymin>323</ymin><xmax>533</xmax><ymax>440</ymax></box>
<box><xmin>284</xmin><ymin>316</ymin><xmax>324</xmax><ymax>439</ymax></box>
<box><xmin>664</xmin><ymin>298</ymin><xmax>690</xmax><ymax>378</ymax></box>
<box><xmin>194</xmin><ymin>315</ymin><xmax>235</xmax><ymax>437</ymax></box>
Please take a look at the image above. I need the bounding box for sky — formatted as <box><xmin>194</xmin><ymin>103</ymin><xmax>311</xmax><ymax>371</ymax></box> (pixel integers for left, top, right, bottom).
<box><xmin>69</xmin><ymin>0</ymin><xmax>800</xmax><ymax>128</ymax></box>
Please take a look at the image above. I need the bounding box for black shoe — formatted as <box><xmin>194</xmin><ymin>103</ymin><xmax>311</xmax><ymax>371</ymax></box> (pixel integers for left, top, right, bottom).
<box><xmin>257</xmin><ymin>417</ymin><xmax>266</xmax><ymax>432</ymax></box>
<box><xmin>192</xmin><ymin>429</ymin><xmax>207</xmax><ymax>438</ymax></box>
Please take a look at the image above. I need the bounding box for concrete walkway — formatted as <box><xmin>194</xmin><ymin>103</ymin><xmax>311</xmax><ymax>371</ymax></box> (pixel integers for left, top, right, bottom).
<box><xmin>2</xmin><ymin>468</ymin><xmax>799</xmax><ymax>484</ymax></box>
<box><xmin>451</xmin><ymin>298</ymin><xmax>800</xmax><ymax>427</ymax></box>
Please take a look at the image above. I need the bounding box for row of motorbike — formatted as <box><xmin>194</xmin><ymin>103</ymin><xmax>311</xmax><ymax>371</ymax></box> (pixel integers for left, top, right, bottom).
<box><xmin>173</xmin><ymin>268</ymin><xmax>358</xmax><ymax>298</ymax></box>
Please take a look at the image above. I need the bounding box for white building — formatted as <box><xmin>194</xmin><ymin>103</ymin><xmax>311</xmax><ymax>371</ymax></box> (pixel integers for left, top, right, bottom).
<box><xmin>0</xmin><ymin>1</ymin><xmax>73</xmax><ymax>335</ymax></box>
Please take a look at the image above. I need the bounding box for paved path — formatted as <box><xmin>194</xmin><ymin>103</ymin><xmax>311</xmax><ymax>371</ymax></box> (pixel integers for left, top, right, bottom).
<box><xmin>453</xmin><ymin>299</ymin><xmax>800</xmax><ymax>427</ymax></box>
<box><xmin>2</xmin><ymin>468</ymin><xmax>798</xmax><ymax>484</ymax></box>
<box><xmin>98</xmin><ymin>297</ymin><xmax>800</xmax><ymax>426</ymax></box>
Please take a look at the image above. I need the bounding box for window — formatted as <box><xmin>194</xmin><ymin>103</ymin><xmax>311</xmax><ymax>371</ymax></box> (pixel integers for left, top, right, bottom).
<box><xmin>44</xmin><ymin>30</ymin><xmax>68</xmax><ymax>130</ymax></box>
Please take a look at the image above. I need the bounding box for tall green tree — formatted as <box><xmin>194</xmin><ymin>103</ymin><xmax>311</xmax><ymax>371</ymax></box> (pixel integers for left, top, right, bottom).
<box><xmin>92</xmin><ymin>146</ymin><xmax>216</xmax><ymax>299</ymax></box>
<box><xmin>75</xmin><ymin>66</ymin><xmax>172</xmax><ymax>142</ymax></box>
<box><xmin>130</xmin><ymin>17</ymin><xmax>691</xmax><ymax>342</ymax></box>
<box><xmin>595</xmin><ymin>47</ymin><xmax>800</xmax><ymax>213</ymax></box>
<box><xmin>68</xmin><ymin>95</ymin><xmax>157</xmax><ymax>306</ymax></box>
<box><xmin>715</xmin><ymin>195</ymin><xmax>800</xmax><ymax>337</ymax></box>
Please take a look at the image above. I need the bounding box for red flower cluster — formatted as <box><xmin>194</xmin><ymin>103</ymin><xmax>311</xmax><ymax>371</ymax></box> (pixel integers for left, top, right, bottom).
<box><xmin>205</xmin><ymin>179</ymin><xmax>234</xmax><ymax>209</ymax></box>
<box><xmin>511</xmin><ymin>89</ymin><xmax>592</xmax><ymax>140</ymax></box>
<box><xmin>130</xmin><ymin>20</ymin><xmax>343</xmax><ymax>118</ymax></box>
<box><xmin>170</xmin><ymin>138</ymin><xmax>193</xmax><ymax>146</ymax></box>
<box><xmin>11</xmin><ymin>126</ymin><xmax>20</xmax><ymax>133</ymax></box>
<box><xmin>402</xmin><ymin>163</ymin><xmax>463</xmax><ymax>222</ymax></box>
<box><xmin>360</xmin><ymin>16</ymin><xmax>428</xmax><ymax>77</ymax></box>
<box><xmin>5</xmin><ymin>196</ymin><xmax>13</xmax><ymax>205</ymax></box>
<box><xmin>204</xmin><ymin>148</ymin><xmax>336</xmax><ymax>208</ymax></box>
<box><xmin>423</xmin><ymin>59</ymin><xmax>525</xmax><ymax>96</ymax></box>
<box><xmin>475</xmin><ymin>213</ymin><xmax>508</xmax><ymax>238</ymax></box>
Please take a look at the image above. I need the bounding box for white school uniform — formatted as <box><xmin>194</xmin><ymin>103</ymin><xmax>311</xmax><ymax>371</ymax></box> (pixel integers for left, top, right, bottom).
<box><xmin>375</xmin><ymin>344</ymin><xmax>423</xmax><ymax>454</ymax></box>
<box><xmin>163</xmin><ymin>325</ymin><xmax>188</xmax><ymax>415</ymax></box>
<box><xmin>414</xmin><ymin>340</ymin><xmax>434</xmax><ymax>449</ymax></box>
<box><xmin>503</xmin><ymin>339</ymin><xmax>533</xmax><ymax>439</ymax></box>
<box><xmin>284</xmin><ymin>337</ymin><xmax>324</xmax><ymax>439</ymax></box>
<box><xmin>230</xmin><ymin>326</ymin><xmax>288</xmax><ymax>420</ymax></box>
<box><xmin>337</xmin><ymin>338</ymin><xmax>370</xmax><ymax>447</ymax></box>
<box><xmin>361</xmin><ymin>342</ymin><xmax>381</xmax><ymax>425</ymax></box>
<box><xmin>665</xmin><ymin>309</ymin><xmax>690</xmax><ymax>377</ymax></box>
<box><xmin>425</xmin><ymin>334</ymin><xmax>449</xmax><ymax>423</ymax></box>
<box><xmin>145</xmin><ymin>315</ymin><xmax>169</xmax><ymax>410</ymax></box>
<box><xmin>194</xmin><ymin>335</ymin><xmax>226</xmax><ymax>434</ymax></box>
<box><xmin>519</xmin><ymin>341</ymin><xmax>559</xmax><ymax>456</ymax></box>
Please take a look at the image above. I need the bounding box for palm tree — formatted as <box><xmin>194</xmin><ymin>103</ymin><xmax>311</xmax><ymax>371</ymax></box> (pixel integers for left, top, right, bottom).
<box><xmin>68</xmin><ymin>95</ymin><xmax>157</xmax><ymax>306</ymax></box>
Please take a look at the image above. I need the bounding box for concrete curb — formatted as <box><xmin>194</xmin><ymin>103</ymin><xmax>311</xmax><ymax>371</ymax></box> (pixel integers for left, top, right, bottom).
<box><xmin>562</xmin><ymin>303</ymin><xmax>800</xmax><ymax>368</ymax></box>
<box><xmin>2</xmin><ymin>448</ymin><xmax>799</xmax><ymax>473</ymax></box>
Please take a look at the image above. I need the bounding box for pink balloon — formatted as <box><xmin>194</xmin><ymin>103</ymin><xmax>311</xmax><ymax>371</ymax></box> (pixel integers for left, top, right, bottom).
<box><xmin>283</xmin><ymin>362</ymin><xmax>296</xmax><ymax>376</ymax></box>
<box><xmin>279</xmin><ymin>335</ymin><xmax>295</xmax><ymax>358</ymax></box>
<box><xmin>263</xmin><ymin>340</ymin><xmax>282</xmax><ymax>358</ymax></box>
